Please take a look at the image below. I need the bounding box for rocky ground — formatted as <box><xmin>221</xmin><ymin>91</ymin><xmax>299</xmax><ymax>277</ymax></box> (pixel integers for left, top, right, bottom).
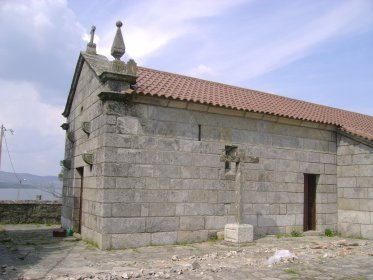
<box><xmin>1</xmin><ymin>224</ymin><xmax>373</xmax><ymax>280</ymax></box>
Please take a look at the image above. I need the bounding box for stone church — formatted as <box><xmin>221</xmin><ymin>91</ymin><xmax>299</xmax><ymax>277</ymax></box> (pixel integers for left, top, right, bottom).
<box><xmin>61</xmin><ymin>21</ymin><xmax>373</xmax><ymax>249</ymax></box>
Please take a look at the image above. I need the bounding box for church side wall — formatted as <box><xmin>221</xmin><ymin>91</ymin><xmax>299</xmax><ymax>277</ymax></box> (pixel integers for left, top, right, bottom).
<box><xmin>100</xmin><ymin>99</ymin><xmax>337</xmax><ymax>249</ymax></box>
<box><xmin>61</xmin><ymin>62</ymin><xmax>109</xmax><ymax>248</ymax></box>
<box><xmin>337</xmin><ymin>135</ymin><xmax>373</xmax><ymax>238</ymax></box>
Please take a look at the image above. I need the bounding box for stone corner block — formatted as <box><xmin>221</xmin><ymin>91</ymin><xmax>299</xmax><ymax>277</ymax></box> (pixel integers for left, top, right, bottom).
<box><xmin>224</xmin><ymin>223</ymin><xmax>253</xmax><ymax>243</ymax></box>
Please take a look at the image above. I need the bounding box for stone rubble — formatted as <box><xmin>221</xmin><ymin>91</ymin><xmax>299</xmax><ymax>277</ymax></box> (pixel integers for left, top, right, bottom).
<box><xmin>1</xmin><ymin>225</ymin><xmax>373</xmax><ymax>279</ymax></box>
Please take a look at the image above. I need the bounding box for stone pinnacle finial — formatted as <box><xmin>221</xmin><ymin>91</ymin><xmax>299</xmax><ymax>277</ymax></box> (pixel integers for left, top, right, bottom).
<box><xmin>111</xmin><ymin>20</ymin><xmax>126</xmax><ymax>60</ymax></box>
<box><xmin>86</xmin><ymin>25</ymin><xmax>97</xmax><ymax>54</ymax></box>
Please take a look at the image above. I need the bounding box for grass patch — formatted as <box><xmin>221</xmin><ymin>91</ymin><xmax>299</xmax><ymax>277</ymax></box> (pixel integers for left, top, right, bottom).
<box><xmin>284</xmin><ymin>268</ymin><xmax>298</xmax><ymax>275</ymax></box>
<box><xmin>208</xmin><ymin>235</ymin><xmax>218</xmax><ymax>242</ymax></box>
<box><xmin>324</xmin><ymin>228</ymin><xmax>335</xmax><ymax>237</ymax></box>
<box><xmin>290</xmin><ymin>229</ymin><xmax>302</xmax><ymax>237</ymax></box>
<box><xmin>83</xmin><ymin>239</ymin><xmax>99</xmax><ymax>249</ymax></box>
<box><xmin>276</xmin><ymin>233</ymin><xmax>290</xmax><ymax>239</ymax></box>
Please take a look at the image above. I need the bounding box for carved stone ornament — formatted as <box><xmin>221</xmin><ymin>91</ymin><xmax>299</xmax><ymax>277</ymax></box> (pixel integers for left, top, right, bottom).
<box><xmin>82</xmin><ymin>153</ymin><xmax>94</xmax><ymax>165</ymax></box>
<box><xmin>61</xmin><ymin>123</ymin><xmax>69</xmax><ymax>130</ymax></box>
<box><xmin>82</xmin><ymin>122</ymin><xmax>91</xmax><ymax>135</ymax></box>
<box><xmin>62</xmin><ymin>159</ymin><xmax>71</xmax><ymax>169</ymax></box>
<box><xmin>127</xmin><ymin>59</ymin><xmax>137</xmax><ymax>76</ymax></box>
<box><xmin>67</xmin><ymin>132</ymin><xmax>75</xmax><ymax>143</ymax></box>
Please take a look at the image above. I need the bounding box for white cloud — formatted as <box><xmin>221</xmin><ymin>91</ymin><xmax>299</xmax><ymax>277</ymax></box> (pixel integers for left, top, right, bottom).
<box><xmin>92</xmin><ymin>0</ymin><xmax>248</xmax><ymax>62</ymax></box>
<box><xmin>190</xmin><ymin>64</ymin><xmax>216</xmax><ymax>79</ymax></box>
<box><xmin>0</xmin><ymin>80</ymin><xmax>65</xmax><ymax>175</ymax></box>
<box><xmin>0</xmin><ymin>0</ymin><xmax>85</xmax><ymax>100</ymax></box>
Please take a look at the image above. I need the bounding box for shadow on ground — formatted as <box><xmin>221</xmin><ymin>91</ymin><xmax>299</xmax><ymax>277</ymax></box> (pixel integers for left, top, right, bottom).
<box><xmin>0</xmin><ymin>225</ymin><xmax>79</xmax><ymax>279</ymax></box>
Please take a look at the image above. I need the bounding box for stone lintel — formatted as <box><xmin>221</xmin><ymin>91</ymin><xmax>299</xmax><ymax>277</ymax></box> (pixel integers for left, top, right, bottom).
<box><xmin>224</xmin><ymin>223</ymin><xmax>253</xmax><ymax>243</ymax></box>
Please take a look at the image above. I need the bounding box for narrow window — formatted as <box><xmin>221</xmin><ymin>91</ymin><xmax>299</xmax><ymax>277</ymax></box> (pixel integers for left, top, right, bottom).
<box><xmin>198</xmin><ymin>124</ymin><xmax>201</xmax><ymax>141</ymax></box>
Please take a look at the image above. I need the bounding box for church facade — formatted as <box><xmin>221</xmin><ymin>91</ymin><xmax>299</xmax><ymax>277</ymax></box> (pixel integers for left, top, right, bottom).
<box><xmin>61</xmin><ymin>22</ymin><xmax>373</xmax><ymax>249</ymax></box>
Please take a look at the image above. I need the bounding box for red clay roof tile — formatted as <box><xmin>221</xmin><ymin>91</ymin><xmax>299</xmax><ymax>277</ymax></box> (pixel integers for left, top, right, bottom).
<box><xmin>135</xmin><ymin>67</ymin><xmax>373</xmax><ymax>141</ymax></box>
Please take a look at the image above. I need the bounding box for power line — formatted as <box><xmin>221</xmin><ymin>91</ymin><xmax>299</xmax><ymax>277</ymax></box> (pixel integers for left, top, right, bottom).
<box><xmin>3</xmin><ymin>132</ymin><xmax>21</xmax><ymax>182</ymax></box>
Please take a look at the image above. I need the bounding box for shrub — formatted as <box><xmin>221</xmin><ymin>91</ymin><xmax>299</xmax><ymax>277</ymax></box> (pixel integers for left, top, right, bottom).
<box><xmin>290</xmin><ymin>229</ymin><xmax>302</xmax><ymax>237</ymax></box>
<box><xmin>325</xmin><ymin>228</ymin><xmax>335</xmax><ymax>237</ymax></box>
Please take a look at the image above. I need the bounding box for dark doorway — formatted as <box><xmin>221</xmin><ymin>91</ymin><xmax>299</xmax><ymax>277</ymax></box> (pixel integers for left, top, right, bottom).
<box><xmin>304</xmin><ymin>174</ymin><xmax>317</xmax><ymax>231</ymax></box>
<box><xmin>77</xmin><ymin>167</ymin><xmax>84</xmax><ymax>234</ymax></box>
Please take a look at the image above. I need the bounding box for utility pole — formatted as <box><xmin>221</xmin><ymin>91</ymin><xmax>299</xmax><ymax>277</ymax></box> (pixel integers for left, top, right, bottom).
<box><xmin>0</xmin><ymin>124</ymin><xmax>14</xmax><ymax>170</ymax></box>
<box><xmin>0</xmin><ymin>125</ymin><xmax>4</xmax><ymax>170</ymax></box>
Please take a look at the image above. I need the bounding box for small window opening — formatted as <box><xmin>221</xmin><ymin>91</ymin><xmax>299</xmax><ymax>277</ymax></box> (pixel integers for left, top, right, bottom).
<box><xmin>198</xmin><ymin>124</ymin><xmax>201</xmax><ymax>141</ymax></box>
<box><xmin>80</xmin><ymin>106</ymin><xmax>84</xmax><ymax>115</ymax></box>
<box><xmin>225</xmin><ymin>145</ymin><xmax>237</xmax><ymax>172</ymax></box>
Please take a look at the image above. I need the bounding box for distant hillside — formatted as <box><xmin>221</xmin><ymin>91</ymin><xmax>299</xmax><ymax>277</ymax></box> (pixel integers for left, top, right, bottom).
<box><xmin>0</xmin><ymin>171</ymin><xmax>62</xmax><ymax>190</ymax></box>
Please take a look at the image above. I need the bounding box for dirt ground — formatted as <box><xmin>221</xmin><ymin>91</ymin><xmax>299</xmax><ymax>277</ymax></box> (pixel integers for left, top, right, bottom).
<box><xmin>1</xmin><ymin>224</ymin><xmax>373</xmax><ymax>280</ymax></box>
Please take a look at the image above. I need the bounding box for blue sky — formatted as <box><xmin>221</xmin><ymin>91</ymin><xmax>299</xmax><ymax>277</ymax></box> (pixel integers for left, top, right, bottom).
<box><xmin>0</xmin><ymin>0</ymin><xmax>372</xmax><ymax>176</ymax></box>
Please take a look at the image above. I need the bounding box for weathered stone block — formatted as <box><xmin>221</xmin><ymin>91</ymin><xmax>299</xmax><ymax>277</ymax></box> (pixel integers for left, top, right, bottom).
<box><xmin>177</xmin><ymin>230</ymin><xmax>208</xmax><ymax>243</ymax></box>
<box><xmin>343</xmin><ymin>188</ymin><xmax>367</xmax><ymax>199</ymax></box>
<box><xmin>338</xmin><ymin>222</ymin><xmax>361</xmax><ymax>237</ymax></box>
<box><xmin>180</xmin><ymin>216</ymin><xmax>204</xmax><ymax>230</ymax></box>
<box><xmin>205</xmin><ymin>216</ymin><xmax>227</xmax><ymax>230</ymax></box>
<box><xmin>337</xmin><ymin>177</ymin><xmax>356</xmax><ymax>188</ymax></box>
<box><xmin>102</xmin><ymin>217</ymin><xmax>145</xmax><ymax>234</ymax></box>
<box><xmin>361</xmin><ymin>225</ymin><xmax>373</xmax><ymax>239</ymax></box>
<box><xmin>188</xmin><ymin>190</ymin><xmax>217</xmax><ymax>203</ymax></box>
<box><xmin>218</xmin><ymin>191</ymin><xmax>236</xmax><ymax>203</ymax></box>
<box><xmin>338</xmin><ymin>210</ymin><xmax>370</xmax><ymax>225</ymax></box>
<box><xmin>148</xmin><ymin>203</ymin><xmax>176</xmax><ymax>216</ymax></box>
<box><xmin>224</xmin><ymin>223</ymin><xmax>253</xmax><ymax>243</ymax></box>
<box><xmin>146</xmin><ymin>217</ymin><xmax>179</xmax><ymax>233</ymax></box>
<box><xmin>358</xmin><ymin>165</ymin><xmax>373</xmax><ymax>177</ymax></box>
<box><xmin>117</xmin><ymin>116</ymin><xmax>140</xmax><ymax>134</ymax></box>
<box><xmin>111</xmin><ymin>203</ymin><xmax>141</xmax><ymax>217</ymax></box>
<box><xmin>111</xmin><ymin>233</ymin><xmax>151</xmax><ymax>248</ymax></box>
<box><xmin>151</xmin><ymin>231</ymin><xmax>177</xmax><ymax>245</ymax></box>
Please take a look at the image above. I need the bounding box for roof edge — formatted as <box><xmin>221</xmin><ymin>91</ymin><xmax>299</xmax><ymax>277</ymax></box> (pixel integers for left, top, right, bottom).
<box><xmin>337</xmin><ymin>128</ymin><xmax>373</xmax><ymax>148</ymax></box>
<box><xmin>62</xmin><ymin>53</ymin><xmax>85</xmax><ymax>118</ymax></box>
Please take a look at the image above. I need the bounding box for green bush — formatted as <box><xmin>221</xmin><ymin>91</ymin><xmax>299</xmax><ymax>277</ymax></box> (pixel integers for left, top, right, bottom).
<box><xmin>290</xmin><ymin>229</ymin><xmax>302</xmax><ymax>237</ymax></box>
<box><xmin>324</xmin><ymin>228</ymin><xmax>334</xmax><ymax>237</ymax></box>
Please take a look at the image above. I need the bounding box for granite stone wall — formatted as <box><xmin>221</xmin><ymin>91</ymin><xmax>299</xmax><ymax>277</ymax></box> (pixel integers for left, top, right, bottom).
<box><xmin>337</xmin><ymin>135</ymin><xmax>373</xmax><ymax>238</ymax></box>
<box><xmin>0</xmin><ymin>201</ymin><xmax>61</xmax><ymax>224</ymax></box>
<box><xmin>61</xmin><ymin>61</ymin><xmax>108</xmax><ymax>248</ymax></box>
<box><xmin>62</xmin><ymin>63</ymin><xmax>341</xmax><ymax>249</ymax></box>
<box><xmin>95</xmin><ymin>97</ymin><xmax>338</xmax><ymax>249</ymax></box>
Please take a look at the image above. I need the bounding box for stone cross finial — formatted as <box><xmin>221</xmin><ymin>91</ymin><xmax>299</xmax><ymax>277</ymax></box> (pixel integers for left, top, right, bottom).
<box><xmin>86</xmin><ymin>25</ymin><xmax>97</xmax><ymax>54</ymax></box>
<box><xmin>89</xmin><ymin>25</ymin><xmax>96</xmax><ymax>46</ymax></box>
<box><xmin>111</xmin><ymin>20</ymin><xmax>126</xmax><ymax>60</ymax></box>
